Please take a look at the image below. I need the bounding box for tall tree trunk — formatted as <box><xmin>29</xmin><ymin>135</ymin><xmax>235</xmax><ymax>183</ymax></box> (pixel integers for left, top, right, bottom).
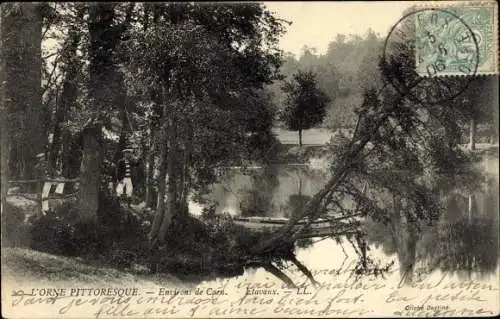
<box><xmin>469</xmin><ymin>117</ymin><xmax>476</xmax><ymax>150</ymax></box>
<box><xmin>392</xmin><ymin>196</ymin><xmax>417</xmax><ymax>285</ymax></box>
<box><xmin>298</xmin><ymin>177</ymin><xmax>302</xmax><ymax>196</ymax></box>
<box><xmin>78</xmin><ymin>125</ymin><xmax>102</xmax><ymax>222</ymax></box>
<box><xmin>61</xmin><ymin>134</ymin><xmax>80</xmax><ymax>194</ymax></box>
<box><xmin>8</xmin><ymin>144</ymin><xmax>18</xmax><ymax>179</ymax></box>
<box><xmin>158</xmin><ymin>115</ymin><xmax>177</xmax><ymax>244</ymax></box>
<box><xmin>112</xmin><ymin>70</ymin><xmax>130</xmax><ymax>165</ymax></box>
<box><xmin>108</xmin><ymin>4</ymin><xmax>134</xmax><ymax>188</ymax></box>
<box><xmin>114</xmin><ymin>98</ymin><xmax>129</xmax><ymax>164</ymax></box>
<box><xmin>149</xmin><ymin>90</ymin><xmax>169</xmax><ymax>244</ymax></box>
<box><xmin>178</xmin><ymin>108</ymin><xmax>195</xmax><ymax>218</ymax></box>
<box><xmin>2</xmin><ymin>3</ymin><xmax>44</xmax><ymax>185</ymax></box>
<box><xmin>144</xmin><ymin>127</ymin><xmax>156</xmax><ymax>207</ymax></box>
<box><xmin>493</xmin><ymin>101</ymin><xmax>499</xmax><ymax>144</ymax></box>
<box><xmin>158</xmin><ymin>156</ymin><xmax>176</xmax><ymax>245</ymax></box>
<box><xmin>62</xmin><ymin>137</ymin><xmax>82</xmax><ymax>178</ymax></box>
<box><xmin>1</xmin><ymin>5</ymin><xmax>9</xmax><ymax>238</ymax></box>
<box><xmin>50</xmin><ymin>28</ymin><xmax>81</xmax><ymax>175</ymax></box>
<box><xmin>149</xmin><ymin>133</ymin><xmax>167</xmax><ymax>243</ymax></box>
<box><xmin>80</xmin><ymin>3</ymin><xmax>117</xmax><ymax>222</ymax></box>
<box><xmin>142</xmin><ymin>127</ymin><xmax>150</xmax><ymax>204</ymax></box>
<box><xmin>176</xmin><ymin>149</ymin><xmax>189</xmax><ymax>221</ymax></box>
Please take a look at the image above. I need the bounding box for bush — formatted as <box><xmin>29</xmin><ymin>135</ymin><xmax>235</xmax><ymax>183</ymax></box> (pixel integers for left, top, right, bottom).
<box><xmin>28</xmin><ymin>193</ymin><xmax>150</xmax><ymax>267</ymax></box>
<box><xmin>3</xmin><ymin>202</ymin><xmax>32</xmax><ymax>247</ymax></box>
<box><xmin>29</xmin><ymin>210</ymin><xmax>79</xmax><ymax>256</ymax></box>
<box><xmin>26</xmin><ymin>193</ymin><xmax>296</xmax><ymax>279</ymax></box>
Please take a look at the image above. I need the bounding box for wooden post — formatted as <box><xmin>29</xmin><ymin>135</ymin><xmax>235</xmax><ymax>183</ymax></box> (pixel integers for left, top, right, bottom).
<box><xmin>468</xmin><ymin>194</ymin><xmax>474</xmax><ymax>223</ymax></box>
<box><xmin>38</xmin><ymin>180</ymin><xmax>43</xmax><ymax>212</ymax></box>
<box><xmin>469</xmin><ymin>118</ymin><xmax>476</xmax><ymax>151</ymax></box>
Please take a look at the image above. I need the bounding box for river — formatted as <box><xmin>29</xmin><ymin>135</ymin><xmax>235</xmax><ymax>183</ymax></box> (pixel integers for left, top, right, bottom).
<box><xmin>189</xmin><ymin>151</ymin><xmax>499</xmax><ymax>292</ymax></box>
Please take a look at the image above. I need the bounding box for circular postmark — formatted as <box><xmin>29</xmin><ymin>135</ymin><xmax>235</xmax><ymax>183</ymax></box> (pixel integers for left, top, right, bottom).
<box><xmin>382</xmin><ymin>8</ymin><xmax>480</xmax><ymax>106</ymax></box>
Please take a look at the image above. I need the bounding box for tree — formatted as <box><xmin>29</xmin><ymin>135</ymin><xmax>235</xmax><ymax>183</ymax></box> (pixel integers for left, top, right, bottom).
<box><xmin>1</xmin><ymin>3</ymin><xmax>8</xmax><ymax>233</ymax></box>
<box><xmin>269</xmin><ymin>31</ymin><xmax>384</xmax><ymax>132</ymax></box>
<box><xmin>356</xmin><ymin>29</ymin><xmax>383</xmax><ymax>92</ymax></box>
<box><xmin>298</xmin><ymin>46</ymin><xmax>318</xmax><ymax>71</ymax></box>
<box><xmin>77</xmin><ymin>3</ymin><xmax>129</xmax><ymax>222</ymax></box>
<box><xmin>281</xmin><ymin>70</ymin><xmax>330</xmax><ymax>146</ymax></box>
<box><xmin>252</xmin><ymin>8</ymin><xmax>486</xmax><ymax>282</ymax></box>
<box><xmin>124</xmin><ymin>3</ymin><xmax>287</xmax><ymax>244</ymax></box>
<box><xmin>454</xmin><ymin>77</ymin><xmax>497</xmax><ymax>150</ymax></box>
<box><xmin>2</xmin><ymin>3</ymin><xmax>44</xmax><ymax>183</ymax></box>
<box><xmin>47</xmin><ymin>4</ymin><xmax>85</xmax><ymax>178</ymax></box>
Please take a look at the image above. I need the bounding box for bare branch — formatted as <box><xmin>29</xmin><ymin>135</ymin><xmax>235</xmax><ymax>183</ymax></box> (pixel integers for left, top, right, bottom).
<box><xmin>289</xmin><ymin>255</ymin><xmax>319</xmax><ymax>287</ymax></box>
<box><xmin>42</xmin><ymin>52</ymin><xmax>58</xmax><ymax>60</ymax></box>
<box><xmin>41</xmin><ymin>45</ymin><xmax>66</xmax><ymax>96</ymax></box>
<box><xmin>250</xmin><ymin>262</ymin><xmax>297</xmax><ymax>288</ymax></box>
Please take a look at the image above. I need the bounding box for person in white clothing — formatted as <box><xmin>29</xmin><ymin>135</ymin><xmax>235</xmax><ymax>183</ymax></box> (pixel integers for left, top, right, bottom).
<box><xmin>35</xmin><ymin>153</ymin><xmax>64</xmax><ymax>212</ymax></box>
<box><xmin>116</xmin><ymin>149</ymin><xmax>136</xmax><ymax>205</ymax></box>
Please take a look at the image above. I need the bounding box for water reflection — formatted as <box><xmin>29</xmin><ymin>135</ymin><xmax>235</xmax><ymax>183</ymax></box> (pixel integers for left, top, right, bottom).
<box><xmin>204</xmin><ymin>165</ymin><xmax>328</xmax><ymax>218</ymax></box>
<box><xmin>199</xmin><ymin>157</ymin><xmax>498</xmax><ymax>282</ymax></box>
<box><xmin>367</xmin><ymin>177</ymin><xmax>499</xmax><ymax>281</ymax></box>
<box><xmin>239</xmin><ymin>166</ymin><xmax>280</xmax><ymax>217</ymax></box>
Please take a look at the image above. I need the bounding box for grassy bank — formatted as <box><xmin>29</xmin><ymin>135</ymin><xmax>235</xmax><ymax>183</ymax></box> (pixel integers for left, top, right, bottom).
<box><xmin>277</xmin><ymin>144</ymin><xmax>331</xmax><ymax>163</ymax></box>
<box><xmin>2</xmin><ymin>196</ymin><xmax>291</xmax><ymax>285</ymax></box>
<box><xmin>1</xmin><ymin>247</ymin><xmax>183</xmax><ymax>286</ymax></box>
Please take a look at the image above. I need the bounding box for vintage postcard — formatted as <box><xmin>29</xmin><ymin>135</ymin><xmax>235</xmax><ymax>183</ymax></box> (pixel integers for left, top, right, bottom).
<box><xmin>1</xmin><ymin>1</ymin><xmax>499</xmax><ymax>318</ymax></box>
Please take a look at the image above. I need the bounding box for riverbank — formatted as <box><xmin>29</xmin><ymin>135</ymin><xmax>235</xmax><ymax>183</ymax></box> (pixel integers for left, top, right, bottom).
<box><xmin>2</xmin><ymin>201</ymin><xmax>289</xmax><ymax>287</ymax></box>
<box><xmin>1</xmin><ymin>247</ymin><xmax>184</xmax><ymax>287</ymax></box>
<box><xmin>274</xmin><ymin>144</ymin><xmax>331</xmax><ymax>164</ymax></box>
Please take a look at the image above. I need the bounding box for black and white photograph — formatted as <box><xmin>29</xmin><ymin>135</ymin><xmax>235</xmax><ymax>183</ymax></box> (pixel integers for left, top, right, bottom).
<box><xmin>1</xmin><ymin>1</ymin><xmax>498</xmax><ymax>317</ymax></box>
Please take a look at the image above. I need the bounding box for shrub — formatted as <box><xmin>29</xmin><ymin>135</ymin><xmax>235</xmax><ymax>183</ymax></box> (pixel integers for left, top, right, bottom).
<box><xmin>3</xmin><ymin>201</ymin><xmax>32</xmax><ymax>247</ymax></box>
<box><xmin>29</xmin><ymin>210</ymin><xmax>79</xmax><ymax>256</ymax></box>
<box><xmin>28</xmin><ymin>193</ymin><xmax>150</xmax><ymax>265</ymax></box>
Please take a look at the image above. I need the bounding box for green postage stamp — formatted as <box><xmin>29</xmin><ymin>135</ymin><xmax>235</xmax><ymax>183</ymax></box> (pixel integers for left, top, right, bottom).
<box><xmin>415</xmin><ymin>1</ymin><xmax>498</xmax><ymax>76</ymax></box>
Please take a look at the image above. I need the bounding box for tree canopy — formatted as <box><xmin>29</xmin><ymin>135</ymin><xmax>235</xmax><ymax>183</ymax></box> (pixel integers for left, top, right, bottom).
<box><xmin>281</xmin><ymin>70</ymin><xmax>330</xmax><ymax>146</ymax></box>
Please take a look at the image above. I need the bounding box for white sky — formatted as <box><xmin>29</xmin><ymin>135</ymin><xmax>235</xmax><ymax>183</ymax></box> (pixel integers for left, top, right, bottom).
<box><xmin>264</xmin><ymin>1</ymin><xmax>417</xmax><ymax>57</ymax></box>
<box><xmin>44</xmin><ymin>2</ymin><xmax>419</xmax><ymax>63</ymax></box>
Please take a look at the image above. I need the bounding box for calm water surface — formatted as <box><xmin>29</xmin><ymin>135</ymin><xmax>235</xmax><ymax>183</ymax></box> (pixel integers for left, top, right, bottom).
<box><xmin>190</xmin><ymin>153</ymin><xmax>499</xmax><ymax>288</ymax></box>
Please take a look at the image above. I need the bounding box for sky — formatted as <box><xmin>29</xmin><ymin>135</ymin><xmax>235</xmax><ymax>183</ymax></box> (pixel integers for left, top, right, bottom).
<box><xmin>43</xmin><ymin>2</ymin><xmax>420</xmax><ymax>69</ymax></box>
<box><xmin>263</xmin><ymin>1</ymin><xmax>416</xmax><ymax>57</ymax></box>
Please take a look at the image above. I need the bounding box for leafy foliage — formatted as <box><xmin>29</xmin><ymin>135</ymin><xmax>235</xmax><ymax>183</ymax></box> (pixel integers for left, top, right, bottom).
<box><xmin>123</xmin><ymin>4</ymin><xmax>286</xmax><ymax>202</ymax></box>
<box><xmin>269</xmin><ymin>30</ymin><xmax>385</xmax><ymax>130</ymax></box>
<box><xmin>281</xmin><ymin>70</ymin><xmax>330</xmax><ymax>142</ymax></box>
<box><xmin>255</xmin><ymin>11</ymin><xmax>491</xmax><ymax>273</ymax></box>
